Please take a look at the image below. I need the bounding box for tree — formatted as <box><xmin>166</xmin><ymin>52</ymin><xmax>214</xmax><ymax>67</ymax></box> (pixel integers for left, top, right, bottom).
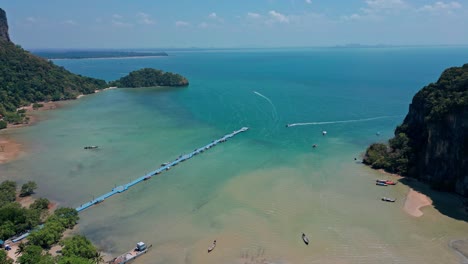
<box><xmin>17</xmin><ymin>245</ymin><xmax>43</xmax><ymax>264</ymax></box>
<box><xmin>60</xmin><ymin>235</ymin><xmax>98</xmax><ymax>260</ymax></box>
<box><xmin>15</xmin><ymin>242</ymin><xmax>26</xmax><ymax>256</ymax></box>
<box><xmin>57</xmin><ymin>256</ymin><xmax>94</xmax><ymax>264</ymax></box>
<box><xmin>0</xmin><ymin>248</ymin><xmax>14</xmax><ymax>264</ymax></box>
<box><xmin>0</xmin><ymin>120</ymin><xmax>6</xmax><ymax>129</ymax></box>
<box><xmin>0</xmin><ymin>180</ymin><xmax>16</xmax><ymax>207</ymax></box>
<box><xmin>28</xmin><ymin>220</ymin><xmax>65</xmax><ymax>248</ymax></box>
<box><xmin>93</xmin><ymin>251</ymin><xmax>105</xmax><ymax>264</ymax></box>
<box><xmin>29</xmin><ymin>198</ymin><xmax>50</xmax><ymax>211</ymax></box>
<box><xmin>53</xmin><ymin>208</ymin><xmax>79</xmax><ymax>229</ymax></box>
<box><xmin>20</xmin><ymin>181</ymin><xmax>37</xmax><ymax>197</ymax></box>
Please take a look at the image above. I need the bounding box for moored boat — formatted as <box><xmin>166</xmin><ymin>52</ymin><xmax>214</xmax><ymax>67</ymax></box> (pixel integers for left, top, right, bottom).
<box><xmin>376</xmin><ymin>182</ymin><xmax>388</xmax><ymax>186</ymax></box>
<box><xmin>208</xmin><ymin>240</ymin><xmax>216</xmax><ymax>253</ymax></box>
<box><xmin>376</xmin><ymin>179</ymin><xmax>397</xmax><ymax>185</ymax></box>
<box><xmin>382</xmin><ymin>197</ymin><xmax>396</xmax><ymax>202</ymax></box>
<box><xmin>302</xmin><ymin>233</ymin><xmax>309</xmax><ymax>245</ymax></box>
<box><xmin>110</xmin><ymin>242</ymin><xmax>152</xmax><ymax>264</ymax></box>
<box><xmin>84</xmin><ymin>146</ymin><xmax>99</xmax><ymax>149</ymax></box>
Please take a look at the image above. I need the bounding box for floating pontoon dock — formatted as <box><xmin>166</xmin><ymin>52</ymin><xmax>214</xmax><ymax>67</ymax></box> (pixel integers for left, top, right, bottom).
<box><xmin>75</xmin><ymin>127</ymin><xmax>249</xmax><ymax>212</ymax></box>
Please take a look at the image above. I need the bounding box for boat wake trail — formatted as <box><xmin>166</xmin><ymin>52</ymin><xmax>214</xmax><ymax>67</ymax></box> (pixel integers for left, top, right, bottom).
<box><xmin>253</xmin><ymin>91</ymin><xmax>278</xmax><ymax>120</ymax></box>
<box><xmin>287</xmin><ymin>115</ymin><xmax>403</xmax><ymax>127</ymax></box>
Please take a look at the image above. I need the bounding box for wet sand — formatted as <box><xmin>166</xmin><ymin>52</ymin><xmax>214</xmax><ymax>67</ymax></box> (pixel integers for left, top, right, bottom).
<box><xmin>404</xmin><ymin>188</ymin><xmax>433</xmax><ymax>217</ymax></box>
<box><xmin>0</xmin><ymin>136</ymin><xmax>22</xmax><ymax>164</ymax></box>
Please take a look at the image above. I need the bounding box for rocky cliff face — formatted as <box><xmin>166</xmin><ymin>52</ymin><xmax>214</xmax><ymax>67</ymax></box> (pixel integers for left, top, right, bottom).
<box><xmin>0</xmin><ymin>8</ymin><xmax>11</xmax><ymax>42</ymax></box>
<box><xmin>396</xmin><ymin>64</ymin><xmax>468</xmax><ymax>196</ymax></box>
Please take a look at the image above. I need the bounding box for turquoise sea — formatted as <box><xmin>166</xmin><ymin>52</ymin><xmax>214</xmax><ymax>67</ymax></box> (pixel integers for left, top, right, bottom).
<box><xmin>1</xmin><ymin>47</ymin><xmax>468</xmax><ymax>263</ymax></box>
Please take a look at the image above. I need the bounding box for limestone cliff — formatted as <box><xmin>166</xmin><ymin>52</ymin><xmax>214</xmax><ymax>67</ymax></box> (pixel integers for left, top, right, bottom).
<box><xmin>0</xmin><ymin>8</ymin><xmax>11</xmax><ymax>42</ymax></box>
<box><xmin>364</xmin><ymin>64</ymin><xmax>468</xmax><ymax>196</ymax></box>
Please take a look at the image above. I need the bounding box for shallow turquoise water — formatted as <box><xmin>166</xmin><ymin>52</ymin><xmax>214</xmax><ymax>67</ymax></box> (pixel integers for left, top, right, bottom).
<box><xmin>1</xmin><ymin>47</ymin><xmax>468</xmax><ymax>263</ymax></box>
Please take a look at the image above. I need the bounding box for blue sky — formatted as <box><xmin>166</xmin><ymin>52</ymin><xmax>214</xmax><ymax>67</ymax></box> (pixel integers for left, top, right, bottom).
<box><xmin>2</xmin><ymin>0</ymin><xmax>468</xmax><ymax>49</ymax></box>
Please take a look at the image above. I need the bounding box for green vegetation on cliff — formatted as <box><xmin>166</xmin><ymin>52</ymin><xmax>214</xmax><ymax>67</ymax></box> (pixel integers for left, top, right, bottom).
<box><xmin>110</xmin><ymin>68</ymin><xmax>189</xmax><ymax>88</ymax></box>
<box><xmin>0</xmin><ymin>8</ymin><xmax>188</xmax><ymax>131</ymax></box>
<box><xmin>364</xmin><ymin>64</ymin><xmax>468</xmax><ymax>194</ymax></box>
<box><xmin>0</xmin><ymin>40</ymin><xmax>107</xmax><ymax>115</ymax></box>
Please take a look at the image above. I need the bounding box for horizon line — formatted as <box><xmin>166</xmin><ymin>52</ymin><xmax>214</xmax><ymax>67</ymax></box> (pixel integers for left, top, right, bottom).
<box><xmin>26</xmin><ymin>44</ymin><xmax>468</xmax><ymax>51</ymax></box>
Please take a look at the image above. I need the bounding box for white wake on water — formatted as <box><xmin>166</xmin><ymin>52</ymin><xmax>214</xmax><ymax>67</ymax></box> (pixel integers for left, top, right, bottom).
<box><xmin>287</xmin><ymin>115</ymin><xmax>403</xmax><ymax>127</ymax></box>
<box><xmin>253</xmin><ymin>91</ymin><xmax>278</xmax><ymax>120</ymax></box>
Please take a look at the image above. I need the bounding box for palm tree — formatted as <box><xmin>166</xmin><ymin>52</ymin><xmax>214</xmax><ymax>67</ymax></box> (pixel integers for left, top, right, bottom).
<box><xmin>15</xmin><ymin>242</ymin><xmax>26</xmax><ymax>256</ymax></box>
<box><xmin>93</xmin><ymin>251</ymin><xmax>105</xmax><ymax>264</ymax></box>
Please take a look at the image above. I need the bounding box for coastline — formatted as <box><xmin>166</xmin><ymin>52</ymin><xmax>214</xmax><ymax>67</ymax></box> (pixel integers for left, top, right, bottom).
<box><xmin>403</xmin><ymin>188</ymin><xmax>433</xmax><ymax>217</ymax></box>
<box><xmin>377</xmin><ymin>169</ymin><xmax>433</xmax><ymax>217</ymax></box>
<box><xmin>50</xmin><ymin>55</ymin><xmax>167</xmax><ymax>61</ymax></box>
<box><xmin>0</xmin><ymin>87</ymin><xmax>117</xmax><ymax>165</ymax></box>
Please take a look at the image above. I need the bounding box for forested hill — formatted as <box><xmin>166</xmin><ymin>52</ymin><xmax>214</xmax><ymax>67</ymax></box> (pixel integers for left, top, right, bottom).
<box><xmin>364</xmin><ymin>64</ymin><xmax>468</xmax><ymax>196</ymax></box>
<box><xmin>0</xmin><ymin>40</ymin><xmax>107</xmax><ymax>114</ymax></box>
<box><xmin>110</xmin><ymin>68</ymin><xmax>189</xmax><ymax>88</ymax></box>
<box><xmin>0</xmin><ymin>8</ymin><xmax>188</xmax><ymax>129</ymax></box>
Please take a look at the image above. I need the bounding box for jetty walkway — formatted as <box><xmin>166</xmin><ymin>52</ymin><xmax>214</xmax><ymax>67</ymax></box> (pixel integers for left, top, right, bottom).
<box><xmin>75</xmin><ymin>127</ymin><xmax>249</xmax><ymax>213</ymax></box>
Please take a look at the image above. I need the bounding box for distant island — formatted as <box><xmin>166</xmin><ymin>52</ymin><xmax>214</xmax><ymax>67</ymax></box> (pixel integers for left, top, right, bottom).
<box><xmin>110</xmin><ymin>68</ymin><xmax>189</xmax><ymax>88</ymax></box>
<box><xmin>33</xmin><ymin>50</ymin><xmax>168</xmax><ymax>59</ymax></box>
<box><xmin>363</xmin><ymin>64</ymin><xmax>467</xmax><ymax>196</ymax></box>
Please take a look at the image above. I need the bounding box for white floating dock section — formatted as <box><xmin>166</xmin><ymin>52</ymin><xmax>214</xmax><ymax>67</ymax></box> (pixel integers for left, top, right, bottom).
<box><xmin>76</xmin><ymin>127</ymin><xmax>249</xmax><ymax>212</ymax></box>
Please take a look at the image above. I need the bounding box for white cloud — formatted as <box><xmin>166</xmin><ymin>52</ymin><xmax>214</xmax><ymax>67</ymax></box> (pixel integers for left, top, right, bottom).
<box><xmin>208</xmin><ymin>12</ymin><xmax>218</xmax><ymax>19</ymax></box>
<box><xmin>341</xmin><ymin>0</ymin><xmax>407</xmax><ymax>21</ymax></box>
<box><xmin>137</xmin><ymin>12</ymin><xmax>155</xmax><ymax>25</ymax></box>
<box><xmin>305</xmin><ymin>0</ymin><xmax>312</xmax><ymax>3</ymax></box>
<box><xmin>63</xmin><ymin>20</ymin><xmax>77</xmax><ymax>25</ymax></box>
<box><xmin>111</xmin><ymin>14</ymin><xmax>132</xmax><ymax>27</ymax></box>
<box><xmin>268</xmin><ymin>10</ymin><xmax>289</xmax><ymax>23</ymax></box>
<box><xmin>26</xmin><ymin>17</ymin><xmax>36</xmax><ymax>23</ymax></box>
<box><xmin>208</xmin><ymin>12</ymin><xmax>224</xmax><ymax>23</ymax></box>
<box><xmin>198</xmin><ymin>22</ymin><xmax>209</xmax><ymax>28</ymax></box>
<box><xmin>247</xmin><ymin>12</ymin><xmax>261</xmax><ymax>19</ymax></box>
<box><xmin>112</xmin><ymin>20</ymin><xmax>132</xmax><ymax>27</ymax></box>
<box><xmin>365</xmin><ymin>0</ymin><xmax>408</xmax><ymax>10</ymax></box>
<box><xmin>175</xmin><ymin>21</ymin><xmax>190</xmax><ymax>27</ymax></box>
<box><xmin>341</xmin><ymin>13</ymin><xmax>363</xmax><ymax>21</ymax></box>
<box><xmin>418</xmin><ymin>1</ymin><xmax>462</xmax><ymax>12</ymax></box>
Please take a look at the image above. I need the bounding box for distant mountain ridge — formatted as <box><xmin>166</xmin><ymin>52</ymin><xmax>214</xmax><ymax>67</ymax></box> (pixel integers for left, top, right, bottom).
<box><xmin>33</xmin><ymin>50</ymin><xmax>168</xmax><ymax>59</ymax></box>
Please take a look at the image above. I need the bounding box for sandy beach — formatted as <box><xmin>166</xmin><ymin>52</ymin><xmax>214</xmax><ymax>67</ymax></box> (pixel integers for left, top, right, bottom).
<box><xmin>404</xmin><ymin>188</ymin><xmax>433</xmax><ymax>217</ymax></box>
<box><xmin>0</xmin><ymin>136</ymin><xmax>22</xmax><ymax>164</ymax></box>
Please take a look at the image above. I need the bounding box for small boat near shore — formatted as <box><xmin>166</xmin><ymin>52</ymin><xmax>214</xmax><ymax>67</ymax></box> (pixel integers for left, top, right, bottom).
<box><xmin>382</xmin><ymin>197</ymin><xmax>396</xmax><ymax>202</ymax></box>
<box><xmin>376</xmin><ymin>179</ymin><xmax>397</xmax><ymax>185</ymax></box>
<box><xmin>109</xmin><ymin>242</ymin><xmax>151</xmax><ymax>264</ymax></box>
<box><xmin>208</xmin><ymin>240</ymin><xmax>216</xmax><ymax>253</ymax></box>
<box><xmin>84</xmin><ymin>146</ymin><xmax>99</xmax><ymax>149</ymax></box>
<box><xmin>302</xmin><ymin>233</ymin><xmax>309</xmax><ymax>245</ymax></box>
<box><xmin>376</xmin><ymin>181</ymin><xmax>388</xmax><ymax>186</ymax></box>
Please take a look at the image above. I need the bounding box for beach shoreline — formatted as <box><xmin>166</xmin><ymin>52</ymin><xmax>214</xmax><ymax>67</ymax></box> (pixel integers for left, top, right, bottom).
<box><xmin>377</xmin><ymin>169</ymin><xmax>433</xmax><ymax>217</ymax></box>
<box><xmin>403</xmin><ymin>188</ymin><xmax>433</xmax><ymax>217</ymax></box>
<box><xmin>0</xmin><ymin>87</ymin><xmax>116</xmax><ymax>165</ymax></box>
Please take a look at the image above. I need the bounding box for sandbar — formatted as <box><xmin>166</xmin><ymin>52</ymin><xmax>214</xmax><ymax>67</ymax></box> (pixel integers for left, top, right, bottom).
<box><xmin>404</xmin><ymin>188</ymin><xmax>433</xmax><ymax>217</ymax></box>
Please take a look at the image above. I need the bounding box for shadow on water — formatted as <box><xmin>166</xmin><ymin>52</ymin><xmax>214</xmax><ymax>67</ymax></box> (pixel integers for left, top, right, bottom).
<box><xmin>398</xmin><ymin>177</ymin><xmax>468</xmax><ymax>222</ymax></box>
